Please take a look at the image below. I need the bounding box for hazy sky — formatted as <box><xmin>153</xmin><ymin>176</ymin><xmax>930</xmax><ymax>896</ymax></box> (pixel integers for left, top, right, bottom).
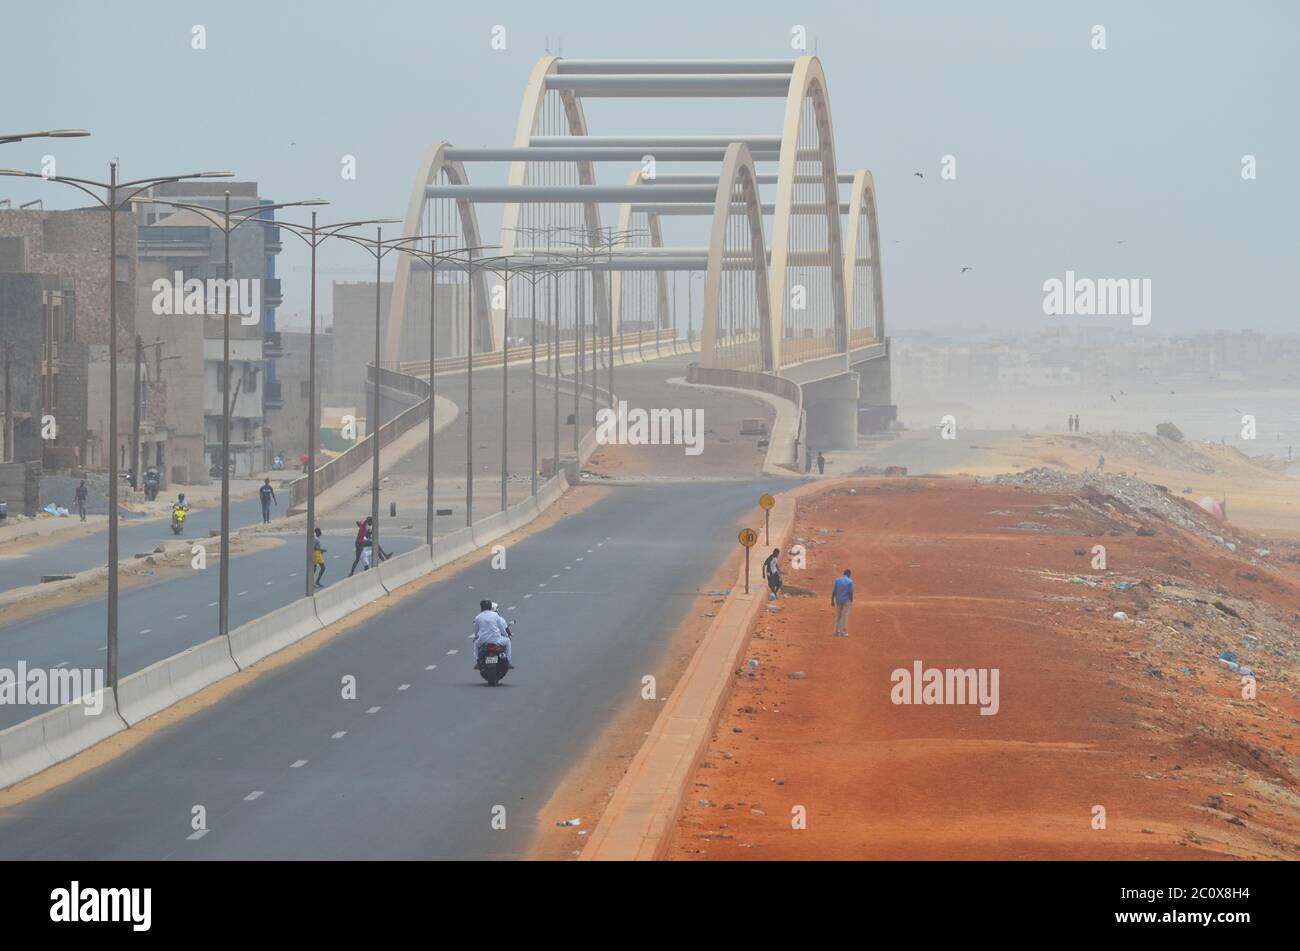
<box><xmin>3</xmin><ymin>0</ymin><xmax>1296</xmax><ymax>335</ymax></box>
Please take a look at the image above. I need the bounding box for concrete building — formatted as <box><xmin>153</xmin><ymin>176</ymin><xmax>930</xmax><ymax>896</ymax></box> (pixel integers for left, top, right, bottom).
<box><xmin>134</xmin><ymin>184</ymin><xmax>281</xmax><ymax>478</ymax></box>
<box><xmin>328</xmin><ymin>277</ymin><xmax>463</xmax><ymax>409</ymax></box>
<box><xmin>264</xmin><ymin>329</ymin><xmax>332</xmax><ymax>468</ymax></box>
<box><xmin>0</xmin><ymin>206</ymin><xmax>132</xmax><ymax>469</ymax></box>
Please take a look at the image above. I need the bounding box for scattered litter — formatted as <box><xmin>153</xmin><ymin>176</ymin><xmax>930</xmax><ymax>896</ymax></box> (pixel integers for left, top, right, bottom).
<box><xmin>787</xmin><ymin>671</ymin><xmax>806</xmax><ymax>680</ymax></box>
<box><xmin>1112</xmin><ymin>611</ymin><xmax>1128</xmax><ymax>621</ymax></box>
<box><xmin>555</xmin><ymin>817</ymin><xmax>582</xmax><ymax>827</ymax></box>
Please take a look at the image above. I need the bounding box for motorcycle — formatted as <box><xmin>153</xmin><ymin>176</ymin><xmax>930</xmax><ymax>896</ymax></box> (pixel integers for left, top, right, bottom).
<box><xmin>476</xmin><ymin>618</ymin><xmax>515</xmax><ymax>687</ymax></box>
<box><xmin>171</xmin><ymin>504</ymin><xmax>189</xmax><ymax>535</ymax></box>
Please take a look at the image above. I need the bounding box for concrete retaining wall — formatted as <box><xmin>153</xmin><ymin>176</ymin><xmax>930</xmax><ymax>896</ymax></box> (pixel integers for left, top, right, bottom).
<box><xmin>117</xmin><ymin>636</ymin><xmax>240</xmax><ymax>726</ymax></box>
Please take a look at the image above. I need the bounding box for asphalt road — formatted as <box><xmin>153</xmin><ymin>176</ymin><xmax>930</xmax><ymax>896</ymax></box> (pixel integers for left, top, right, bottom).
<box><xmin>0</xmin><ymin>530</ymin><xmax>423</xmax><ymax>730</ymax></box>
<box><xmin>0</xmin><ymin>478</ymin><xmax>793</xmax><ymax>859</ymax></box>
<box><xmin>0</xmin><ymin>497</ymin><xmax>266</xmax><ymax>595</ymax></box>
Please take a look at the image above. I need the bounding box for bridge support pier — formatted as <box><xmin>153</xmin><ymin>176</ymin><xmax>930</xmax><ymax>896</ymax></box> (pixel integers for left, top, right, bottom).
<box><xmin>852</xmin><ymin>343</ymin><xmax>896</xmax><ymax>434</ymax></box>
<box><xmin>803</xmin><ymin>371</ymin><xmax>860</xmax><ymax>452</ymax></box>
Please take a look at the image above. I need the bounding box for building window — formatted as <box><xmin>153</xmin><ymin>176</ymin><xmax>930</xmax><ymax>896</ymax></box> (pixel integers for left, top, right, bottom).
<box><xmin>300</xmin><ymin>380</ymin><xmax>310</xmax><ymax>399</ymax></box>
<box><xmin>243</xmin><ymin>366</ymin><xmax>258</xmax><ymax>393</ymax></box>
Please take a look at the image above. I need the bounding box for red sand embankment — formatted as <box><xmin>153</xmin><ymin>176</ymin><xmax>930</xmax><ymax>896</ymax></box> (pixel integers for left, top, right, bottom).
<box><xmin>670</xmin><ymin>478</ymin><xmax>1300</xmax><ymax>860</ymax></box>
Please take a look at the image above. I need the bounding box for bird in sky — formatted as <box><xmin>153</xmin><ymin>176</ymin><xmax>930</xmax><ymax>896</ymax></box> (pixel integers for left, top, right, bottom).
<box><xmin>913</xmin><ymin>171</ymin><xmax>924</xmax><ymax>178</ymax></box>
<box><xmin>960</xmin><ymin>266</ymin><xmax>973</xmax><ymax>273</ymax></box>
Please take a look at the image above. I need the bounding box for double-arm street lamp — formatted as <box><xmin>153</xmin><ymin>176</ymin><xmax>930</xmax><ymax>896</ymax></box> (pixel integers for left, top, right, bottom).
<box><xmin>392</xmin><ymin>238</ymin><xmax>497</xmax><ymax>543</ymax></box>
<box><xmin>272</xmin><ymin>215</ymin><xmax>402</xmax><ymax>596</ymax></box>
<box><xmin>0</xmin><ymin>129</ymin><xmax>90</xmax><ymax>146</ymax></box>
<box><xmin>328</xmin><ymin>228</ymin><xmax>445</xmax><ymax>564</ymax></box>
<box><xmin>126</xmin><ymin>193</ymin><xmax>328</xmax><ymax>639</ymax></box>
<box><xmin>0</xmin><ymin>161</ymin><xmax>234</xmax><ymax>692</ymax></box>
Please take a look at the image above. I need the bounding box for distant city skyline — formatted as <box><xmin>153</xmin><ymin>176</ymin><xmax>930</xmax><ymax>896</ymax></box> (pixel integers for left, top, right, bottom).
<box><xmin>3</xmin><ymin>0</ymin><xmax>1296</xmax><ymax>335</ymax></box>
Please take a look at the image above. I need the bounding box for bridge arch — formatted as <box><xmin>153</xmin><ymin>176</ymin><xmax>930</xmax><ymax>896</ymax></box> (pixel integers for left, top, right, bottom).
<box><xmin>701</xmin><ymin>144</ymin><xmax>773</xmax><ymax>371</ymax></box>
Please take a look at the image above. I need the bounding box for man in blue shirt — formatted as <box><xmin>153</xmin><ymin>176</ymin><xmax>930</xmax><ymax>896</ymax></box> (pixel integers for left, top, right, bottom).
<box><xmin>831</xmin><ymin>568</ymin><xmax>854</xmax><ymax>636</ymax></box>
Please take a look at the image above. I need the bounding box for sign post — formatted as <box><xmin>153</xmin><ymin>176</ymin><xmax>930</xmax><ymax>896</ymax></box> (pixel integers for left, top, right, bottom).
<box><xmin>738</xmin><ymin>527</ymin><xmax>758</xmax><ymax>594</ymax></box>
<box><xmin>759</xmin><ymin>493</ymin><xmax>775</xmax><ymax>545</ymax></box>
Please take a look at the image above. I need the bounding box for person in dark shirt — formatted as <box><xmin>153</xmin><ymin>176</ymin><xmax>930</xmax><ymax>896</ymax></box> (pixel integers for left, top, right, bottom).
<box><xmin>259</xmin><ymin>478</ymin><xmax>277</xmax><ymax>523</ymax></box>
<box><xmin>762</xmin><ymin>547</ymin><xmax>783</xmax><ymax>598</ymax></box>
<box><xmin>348</xmin><ymin>516</ymin><xmax>371</xmax><ymax>576</ymax></box>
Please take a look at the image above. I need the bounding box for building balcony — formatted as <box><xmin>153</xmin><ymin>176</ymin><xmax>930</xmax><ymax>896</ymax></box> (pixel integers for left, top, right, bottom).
<box><xmin>262</xmin><ymin>277</ymin><xmax>282</xmax><ymax>308</ymax></box>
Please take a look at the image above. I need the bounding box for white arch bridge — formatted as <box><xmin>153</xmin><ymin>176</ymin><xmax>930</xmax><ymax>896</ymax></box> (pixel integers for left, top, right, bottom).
<box><xmin>388</xmin><ymin>56</ymin><xmax>894</xmax><ymax>455</ymax></box>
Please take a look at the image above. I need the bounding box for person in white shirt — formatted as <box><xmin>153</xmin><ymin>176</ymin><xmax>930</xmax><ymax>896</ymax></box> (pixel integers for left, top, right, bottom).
<box><xmin>471</xmin><ymin>599</ymin><xmax>512</xmax><ymax>668</ymax></box>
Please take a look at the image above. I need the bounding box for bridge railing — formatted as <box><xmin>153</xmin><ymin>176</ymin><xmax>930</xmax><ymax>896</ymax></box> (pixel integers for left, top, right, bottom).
<box><xmin>286</xmin><ymin>366</ymin><xmax>431</xmax><ymax>511</ymax></box>
<box><xmin>685</xmin><ymin>363</ymin><xmax>804</xmax><ymax>472</ymax></box>
<box><xmin>398</xmin><ymin>328</ymin><xmax>683</xmax><ymax>378</ymax></box>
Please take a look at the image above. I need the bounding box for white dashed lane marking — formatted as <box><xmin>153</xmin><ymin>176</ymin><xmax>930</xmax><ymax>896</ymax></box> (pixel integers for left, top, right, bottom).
<box><xmin>425</xmin><ymin>665</ymin><xmax>437</xmax><ymax>670</ymax></box>
<box><xmin>175</xmin><ymin>614</ymin><xmax>187</xmax><ymax>620</ymax></box>
<box><xmin>367</xmin><ymin>706</ymin><xmax>381</xmax><ymax>714</ymax></box>
<box><xmin>244</xmin><ymin>791</ymin><xmax>264</xmax><ymax>801</ymax></box>
<box><xmin>208</xmin><ymin>601</ymin><xmax>218</xmax><ymax>607</ymax></box>
<box><xmin>290</xmin><ymin>759</ymin><xmax>308</xmax><ymax>768</ymax></box>
<box><xmin>237</xmin><ymin>591</ymin><xmax>248</xmax><ymax>597</ymax></box>
<box><xmin>139</xmin><ymin>628</ymin><xmax>152</xmax><ymax>635</ymax></box>
<box><xmin>331</xmin><ymin>731</ymin><xmax>347</xmax><ymax>740</ymax></box>
<box><xmin>398</xmin><ymin>684</ymin><xmax>410</xmax><ymax>691</ymax></box>
<box><xmin>447</xmin><ymin>649</ymin><xmax>458</xmax><ymax>655</ymax></box>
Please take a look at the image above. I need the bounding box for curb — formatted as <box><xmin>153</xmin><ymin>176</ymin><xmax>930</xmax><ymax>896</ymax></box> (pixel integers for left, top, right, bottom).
<box><xmin>579</xmin><ymin>486</ymin><xmax>802</xmax><ymax>860</ymax></box>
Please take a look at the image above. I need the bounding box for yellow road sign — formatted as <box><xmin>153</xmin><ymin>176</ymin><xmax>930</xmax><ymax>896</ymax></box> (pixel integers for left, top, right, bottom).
<box><xmin>759</xmin><ymin>493</ymin><xmax>775</xmax><ymax>511</ymax></box>
<box><xmin>738</xmin><ymin>528</ymin><xmax>758</xmax><ymax>548</ymax></box>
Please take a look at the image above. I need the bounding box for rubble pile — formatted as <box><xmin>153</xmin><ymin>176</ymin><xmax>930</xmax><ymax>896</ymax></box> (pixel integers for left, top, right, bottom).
<box><xmin>982</xmin><ymin>467</ymin><xmax>1205</xmax><ymax>533</ymax></box>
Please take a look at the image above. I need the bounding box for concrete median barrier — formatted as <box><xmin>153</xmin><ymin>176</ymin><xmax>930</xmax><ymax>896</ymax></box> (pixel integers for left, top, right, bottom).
<box><xmin>506</xmin><ymin>497</ymin><xmax>541</xmax><ymax>533</ymax></box>
<box><xmin>0</xmin><ymin>689</ymin><xmax>125</xmax><ymax>790</ymax></box>
<box><xmin>229</xmin><ymin>596</ymin><xmax>325</xmax><ymax>669</ymax></box>
<box><xmin>378</xmin><ymin>547</ymin><xmax>435</xmax><ymax>594</ymax></box>
<box><xmin>471</xmin><ymin>511</ymin><xmax>511</xmax><ymax>549</ymax></box>
<box><xmin>117</xmin><ymin>635</ymin><xmax>240</xmax><ymax>726</ymax></box>
<box><xmin>312</xmin><ymin>570</ymin><xmax>388</xmax><ymax>628</ymax></box>
<box><xmin>536</xmin><ymin>474</ymin><xmax>565</xmax><ymax>512</ymax></box>
<box><xmin>431</xmin><ymin>527</ymin><xmax>477</xmax><ymax>566</ymax></box>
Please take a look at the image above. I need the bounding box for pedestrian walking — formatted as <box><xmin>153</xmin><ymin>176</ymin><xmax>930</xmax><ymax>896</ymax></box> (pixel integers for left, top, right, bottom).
<box><xmin>1097</xmin><ymin>453</ymin><xmax>1105</xmax><ymax>473</ymax></box>
<box><xmin>259</xmin><ymin>477</ymin><xmax>277</xmax><ymax>523</ymax></box>
<box><xmin>762</xmin><ymin>547</ymin><xmax>783</xmax><ymax>598</ymax></box>
<box><xmin>805</xmin><ymin>445</ymin><xmax>813</xmax><ymax>473</ymax></box>
<box><xmin>831</xmin><ymin>568</ymin><xmax>854</xmax><ymax>636</ymax></box>
<box><xmin>74</xmin><ymin>479</ymin><xmax>88</xmax><ymax>521</ymax></box>
<box><xmin>816</xmin><ymin>451</ymin><xmax>826</xmax><ymax>475</ymax></box>
<box><xmin>348</xmin><ymin>516</ymin><xmax>371</xmax><ymax>576</ymax></box>
<box><xmin>313</xmin><ymin>527</ymin><xmax>327</xmax><ymax>587</ymax></box>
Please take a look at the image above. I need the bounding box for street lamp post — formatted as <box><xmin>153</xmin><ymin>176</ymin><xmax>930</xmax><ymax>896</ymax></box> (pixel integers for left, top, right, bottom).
<box><xmin>390</xmin><ymin>239</ymin><xmax>493</xmax><ymax>544</ymax></box>
<box><xmin>130</xmin><ymin>193</ymin><xmax>328</xmax><ymax>634</ymax></box>
<box><xmin>274</xmin><ymin>215</ymin><xmax>400</xmax><ymax>596</ymax></box>
<box><xmin>0</xmin><ymin>161</ymin><xmax>232</xmax><ymax>692</ymax></box>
